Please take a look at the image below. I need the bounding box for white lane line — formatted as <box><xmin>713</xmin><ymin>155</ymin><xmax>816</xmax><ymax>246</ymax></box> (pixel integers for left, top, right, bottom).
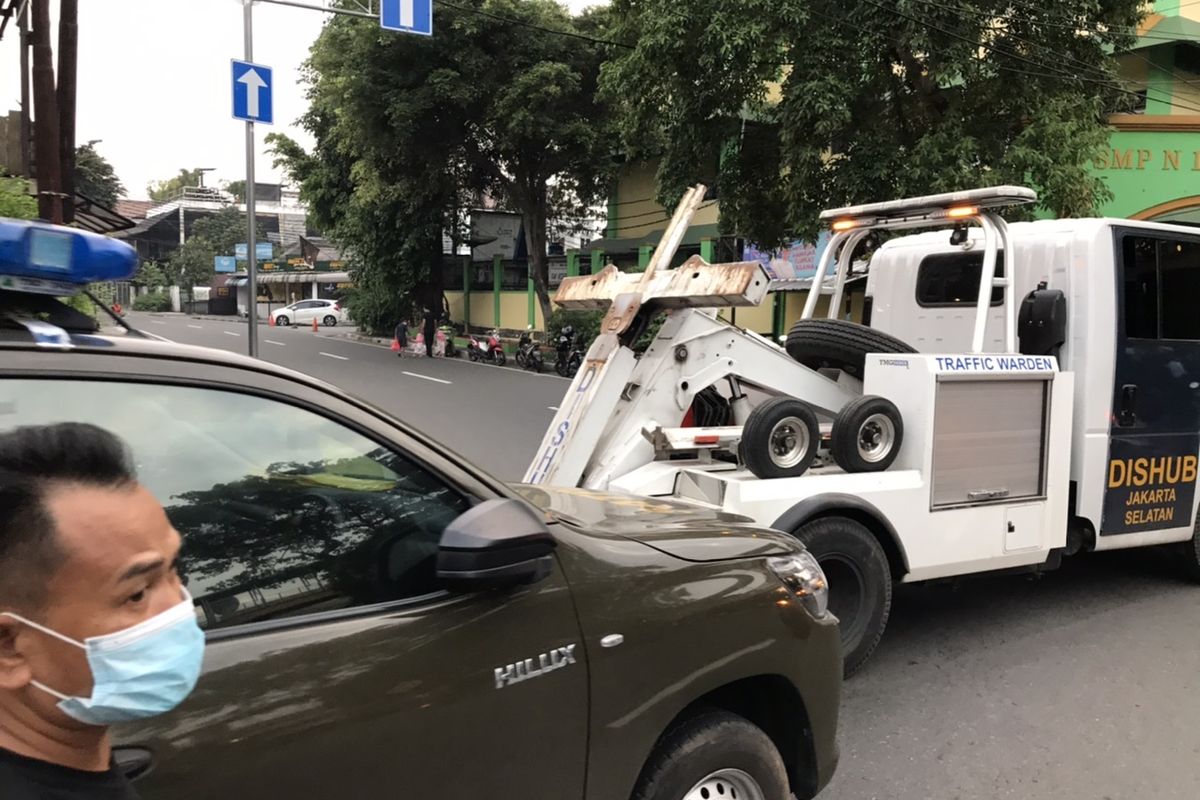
<box><xmin>265</xmin><ymin>340</ymin><xmax>286</xmax><ymax>346</ymax></box>
<box><xmin>320</xmin><ymin>352</ymin><xmax>350</xmax><ymax>361</ymax></box>
<box><xmin>148</xmin><ymin>320</ymin><xmax>167</xmax><ymax>326</ymax></box>
<box><xmin>223</xmin><ymin>331</ymin><xmax>240</xmax><ymax>337</ymax></box>
<box><xmin>402</xmin><ymin>371</ymin><xmax>451</xmax><ymax>385</ymax></box>
<box><xmin>187</xmin><ymin>324</ymin><xmax>203</xmax><ymax>330</ymax></box>
<box><xmin>548</xmin><ymin>406</ymin><xmax>559</xmax><ymax>411</ymax></box>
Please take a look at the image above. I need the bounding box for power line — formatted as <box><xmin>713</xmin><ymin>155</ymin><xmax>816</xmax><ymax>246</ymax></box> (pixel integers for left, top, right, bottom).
<box><xmin>839</xmin><ymin>0</ymin><xmax>1200</xmax><ymax>116</ymax></box>
<box><xmin>900</xmin><ymin>0</ymin><xmax>1200</xmax><ymax>103</ymax></box>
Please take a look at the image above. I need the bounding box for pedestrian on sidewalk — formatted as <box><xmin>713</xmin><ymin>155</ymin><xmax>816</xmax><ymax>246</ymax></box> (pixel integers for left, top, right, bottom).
<box><xmin>422</xmin><ymin>305</ymin><xmax>437</xmax><ymax>358</ymax></box>
<box><xmin>394</xmin><ymin>319</ymin><xmax>409</xmax><ymax>358</ymax></box>
<box><xmin>0</xmin><ymin>423</ymin><xmax>206</xmax><ymax>799</ymax></box>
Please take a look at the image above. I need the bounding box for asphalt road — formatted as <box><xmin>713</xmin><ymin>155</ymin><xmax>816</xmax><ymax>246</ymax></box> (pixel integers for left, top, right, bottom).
<box><xmin>131</xmin><ymin>311</ymin><xmax>1200</xmax><ymax>800</ymax></box>
<box><xmin>129</xmin><ymin>312</ymin><xmax>570</xmax><ymax>480</ymax></box>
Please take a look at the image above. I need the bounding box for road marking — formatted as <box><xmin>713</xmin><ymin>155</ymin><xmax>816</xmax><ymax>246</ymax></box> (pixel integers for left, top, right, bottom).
<box><xmin>223</xmin><ymin>331</ymin><xmax>240</xmax><ymax>337</ymax></box>
<box><xmin>148</xmin><ymin>320</ymin><xmax>167</xmax><ymax>326</ymax></box>
<box><xmin>187</xmin><ymin>324</ymin><xmax>203</xmax><ymax>329</ymax></box>
<box><xmin>265</xmin><ymin>340</ymin><xmax>286</xmax><ymax>346</ymax></box>
<box><xmin>402</xmin><ymin>371</ymin><xmax>451</xmax><ymax>385</ymax></box>
<box><xmin>320</xmin><ymin>352</ymin><xmax>350</xmax><ymax>361</ymax></box>
<box><xmin>548</xmin><ymin>406</ymin><xmax>559</xmax><ymax>411</ymax></box>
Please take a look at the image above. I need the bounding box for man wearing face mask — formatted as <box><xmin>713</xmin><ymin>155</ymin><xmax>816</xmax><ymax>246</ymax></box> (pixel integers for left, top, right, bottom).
<box><xmin>0</xmin><ymin>423</ymin><xmax>205</xmax><ymax>799</ymax></box>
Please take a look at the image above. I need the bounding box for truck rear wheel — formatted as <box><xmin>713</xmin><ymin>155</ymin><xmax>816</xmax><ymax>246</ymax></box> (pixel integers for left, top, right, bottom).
<box><xmin>830</xmin><ymin>395</ymin><xmax>903</xmax><ymax>473</ymax></box>
<box><xmin>785</xmin><ymin>318</ymin><xmax>915</xmax><ymax>378</ymax></box>
<box><xmin>795</xmin><ymin>516</ymin><xmax>892</xmax><ymax>678</ymax></box>
<box><xmin>631</xmin><ymin>711</ymin><xmax>788</xmax><ymax>800</ymax></box>
<box><xmin>740</xmin><ymin>397</ymin><xmax>820</xmax><ymax>479</ymax></box>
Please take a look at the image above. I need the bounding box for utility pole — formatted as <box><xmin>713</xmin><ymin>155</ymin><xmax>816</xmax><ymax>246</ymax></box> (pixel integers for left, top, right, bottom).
<box><xmin>244</xmin><ymin>0</ymin><xmax>259</xmax><ymax>358</ymax></box>
<box><xmin>57</xmin><ymin>0</ymin><xmax>78</xmax><ymax>222</ymax></box>
<box><xmin>30</xmin><ymin>0</ymin><xmax>61</xmax><ymax>222</ymax></box>
<box><xmin>18</xmin><ymin>1</ymin><xmax>31</xmax><ymax>177</ymax></box>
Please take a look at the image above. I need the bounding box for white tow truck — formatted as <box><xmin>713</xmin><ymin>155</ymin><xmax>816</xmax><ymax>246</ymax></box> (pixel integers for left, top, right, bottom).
<box><xmin>525</xmin><ymin>184</ymin><xmax>1200</xmax><ymax>675</ymax></box>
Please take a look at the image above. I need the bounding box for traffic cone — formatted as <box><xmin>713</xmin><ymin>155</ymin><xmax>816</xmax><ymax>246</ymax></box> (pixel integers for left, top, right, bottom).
<box><xmin>268</xmin><ymin>314</ymin><xmax>275</xmax><ymax>327</ymax></box>
<box><xmin>312</xmin><ymin>318</ymin><xmax>319</xmax><ymax>332</ymax></box>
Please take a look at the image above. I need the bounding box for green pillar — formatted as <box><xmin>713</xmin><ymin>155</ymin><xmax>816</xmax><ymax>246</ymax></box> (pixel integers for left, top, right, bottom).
<box><xmin>567</xmin><ymin>251</ymin><xmax>580</xmax><ymax>277</ymax></box>
<box><xmin>700</xmin><ymin>237</ymin><xmax>715</xmax><ymax>263</ymax></box>
<box><xmin>590</xmin><ymin>249</ymin><xmax>605</xmax><ymax>273</ymax></box>
<box><xmin>638</xmin><ymin>244</ymin><xmax>654</xmax><ymax>269</ymax></box>
<box><xmin>462</xmin><ymin>258</ymin><xmax>471</xmax><ymax>330</ymax></box>
<box><xmin>1146</xmin><ymin>46</ymin><xmax>1176</xmax><ymax>116</ymax></box>
<box><xmin>492</xmin><ymin>254</ymin><xmax>502</xmax><ymax>329</ymax></box>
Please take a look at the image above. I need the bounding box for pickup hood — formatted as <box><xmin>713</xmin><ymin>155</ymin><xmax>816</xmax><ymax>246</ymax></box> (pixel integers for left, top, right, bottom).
<box><xmin>511</xmin><ymin>483</ymin><xmax>796</xmax><ymax>562</ymax></box>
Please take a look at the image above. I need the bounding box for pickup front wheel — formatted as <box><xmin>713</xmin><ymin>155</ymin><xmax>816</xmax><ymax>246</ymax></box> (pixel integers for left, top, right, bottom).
<box><xmin>795</xmin><ymin>516</ymin><xmax>892</xmax><ymax>678</ymax></box>
<box><xmin>632</xmin><ymin>711</ymin><xmax>788</xmax><ymax>800</ymax></box>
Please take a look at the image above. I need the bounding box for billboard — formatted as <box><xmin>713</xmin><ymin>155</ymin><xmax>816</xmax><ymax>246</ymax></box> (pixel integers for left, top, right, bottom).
<box><xmin>743</xmin><ymin>232</ymin><xmax>831</xmax><ymax>282</ymax></box>
<box><xmin>471</xmin><ymin>211</ymin><xmax>524</xmax><ymax>263</ymax></box>
<box><xmin>214</xmin><ymin>256</ymin><xmax>237</xmax><ymax>273</ymax></box>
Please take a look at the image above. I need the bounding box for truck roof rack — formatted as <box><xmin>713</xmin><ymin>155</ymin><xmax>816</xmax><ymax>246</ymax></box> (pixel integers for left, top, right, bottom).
<box><xmin>806</xmin><ymin>185</ymin><xmax>1037</xmax><ymax>354</ymax></box>
<box><xmin>819</xmin><ymin>185</ymin><xmax>1037</xmax><ymax>228</ymax></box>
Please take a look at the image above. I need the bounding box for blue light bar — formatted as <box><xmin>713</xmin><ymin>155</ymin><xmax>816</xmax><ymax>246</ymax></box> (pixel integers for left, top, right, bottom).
<box><xmin>0</xmin><ymin>218</ymin><xmax>139</xmax><ymax>296</ymax></box>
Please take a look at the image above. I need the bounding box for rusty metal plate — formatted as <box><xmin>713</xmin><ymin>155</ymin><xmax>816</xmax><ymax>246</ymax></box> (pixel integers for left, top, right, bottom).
<box><xmin>553</xmin><ymin>265</ymin><xmax>624</xmax><ymax>309</ymax></box>
<box><xmin>650</xmin><ymin>257</ymin><xmax>770</xmax><ymax>308</ymax></box>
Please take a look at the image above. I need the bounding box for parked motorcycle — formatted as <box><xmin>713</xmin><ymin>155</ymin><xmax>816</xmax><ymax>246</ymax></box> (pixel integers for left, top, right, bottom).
<box><xmin>515</xmin><ymin>326</ymin><xmax>544</xmax><ymax>373</ymax></box>
<box><xmin>467</xmin><ymin>329</ymin><xmax>506</xmax><ymax>366</ymax></box>
<box><xmin>555</xmin><ymin>326</ymin><xmax>584</xmax><ymax>378</ymax></box>
<box><xmin>438</xmin><ymin>324</ymin><xmax>459</xmax><ymax>359</ymax></box>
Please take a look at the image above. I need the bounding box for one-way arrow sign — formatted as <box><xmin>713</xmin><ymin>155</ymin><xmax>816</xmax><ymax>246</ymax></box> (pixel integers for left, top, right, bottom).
<box><xmin>232</xmin><ymin>60</ymin><xmax>273</xmax><ymax>124</ymax></box>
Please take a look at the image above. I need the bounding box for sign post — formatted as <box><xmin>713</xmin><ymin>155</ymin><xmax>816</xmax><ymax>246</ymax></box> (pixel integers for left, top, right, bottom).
<box><xmin>232</xmin><ymin>5</ymin><xmax>274</xmax><ymax>358</ymax></box>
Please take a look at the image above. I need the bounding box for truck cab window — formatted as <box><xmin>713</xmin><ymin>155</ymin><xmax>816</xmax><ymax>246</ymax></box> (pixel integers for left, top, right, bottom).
<box><xmin>915</xmin><ymin>251</ymin><xmax>1005</xmax><ymax>307</ymax></box>
<box><xmin>1121</xmin><ymin>235</ymin><xmax>1200</xmax><ymax>340</ymax></box>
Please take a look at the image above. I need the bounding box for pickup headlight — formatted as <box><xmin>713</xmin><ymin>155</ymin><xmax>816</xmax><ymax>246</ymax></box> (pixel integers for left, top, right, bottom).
<box><xmin>768</xmin><ymin>551</ymin><xmax>829</xmax><ymax>619</ymax></box>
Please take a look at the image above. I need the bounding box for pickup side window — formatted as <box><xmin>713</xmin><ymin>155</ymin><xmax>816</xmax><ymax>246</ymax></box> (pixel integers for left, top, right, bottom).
<box><xmin>915</xmin><ymin>251</ymin><xmax>1005</xmax><ymax>307</ymax></box>
<box><xmin>1121</xmin><ymin>234</ymin><xmax>1200</xmax><ymax>340</ymax></box>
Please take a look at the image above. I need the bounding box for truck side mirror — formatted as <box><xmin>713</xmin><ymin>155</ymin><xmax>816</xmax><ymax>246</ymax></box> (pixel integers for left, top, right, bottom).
<box><xmin>437</xmin><ymin>499</ymin><xmax>556</xmax><ymax>590</ymax></box>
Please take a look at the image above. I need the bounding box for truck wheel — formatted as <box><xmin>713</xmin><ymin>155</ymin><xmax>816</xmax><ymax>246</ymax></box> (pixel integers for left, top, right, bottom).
<box><xmin>632</xmin><ymin>711</ymin><xmax>788</xmax><ymax>800</ymax></box>
<box><xmin>830</xmin><ymin>395</ymin><xmax>903</xmax><ymax>473</ymax></box>
<box><xmin>795</xmin><ymin>516</ymin><xmax>892</xmax><ymax>677</ymax></box>
<box><xmin>786</xmin><ymin>318</ymin><xmax>915</xmax><ymax>378</ymax></box>
<box><xmin>740</xmin><ymin>398</ymin><xmax>820</xmax><ymax>479</ymax></box>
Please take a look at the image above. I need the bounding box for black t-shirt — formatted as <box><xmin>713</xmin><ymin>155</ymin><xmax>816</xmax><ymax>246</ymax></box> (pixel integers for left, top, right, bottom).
<box><xmin>0</xmin><ymin>747</ymin><xmax>139</xmax><ymax>800</ymax></box>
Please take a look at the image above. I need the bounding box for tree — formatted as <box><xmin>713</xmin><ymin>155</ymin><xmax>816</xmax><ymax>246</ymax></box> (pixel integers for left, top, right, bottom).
<box><xmin>148</xmin><ymin>168</ymin><xmax>205</xmax><ymax>202</ymax></box>
<box><xmin>269</xmin><ymin>0</ymin><xmax>616</xmax><ymax>330</ymax></box>
<box><xmin>170</xmin><ymin>207</ymin><xmax>263</xmax><ymax>308</ymax></box>
<box><xmin>224</xmin><ymin>180</ymin><xmax>246</xmax><ymax>203</ymax></box>
<box><xmin>74</xmin><ymin>140</ymin><xmax>125</xmax><ymax>207</ymax></box>
<box><xmin>602</xmin><ymin>0</ymin><xmax>1143</xmax><ymax>247</ymax></box>
<box><xmin>0</xmin><ymin>177</ymin><xmax>38</xmax><ymax>219</ymax></box>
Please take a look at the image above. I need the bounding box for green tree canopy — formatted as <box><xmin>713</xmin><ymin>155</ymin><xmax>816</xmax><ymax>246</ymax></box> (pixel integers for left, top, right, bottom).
<box><xmin>0</xmin><ymin>177</ymin><xmax>37</xmax><ymax>220</ymax></box>
<box><xmin>269</xmin><ymin>0</ymin><xmax>616</xmax><ymax>331</ymax></box>
<box><xmin>75</xmin><ymin>141</ymin><xmax>126</xmax><ymax>207</ymax></box>
<box><xmin>224</xmin><ymin>180</ymin><xmax>246</xmax><ymax>203</ymax></box>
<box><xmin>602</xmin><ymin>0</ymin><xmax>1143</xmax><ymax>247</ymax></box>
<box><xmin>171</xmin><ymin>207</ymin><xmax>263</xmax><ymax>300</ymax></box>
<box><xmin>148</xmin><ymin>168</ymin><xmax>206</xmax><ymax>202</ymax></box>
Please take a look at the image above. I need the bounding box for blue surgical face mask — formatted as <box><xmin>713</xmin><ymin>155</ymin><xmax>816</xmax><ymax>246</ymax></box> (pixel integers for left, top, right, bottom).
<box><xmin>3</xmin><ymin>589</ymin><xmax>206</xmax><ymax>726</ymax></box>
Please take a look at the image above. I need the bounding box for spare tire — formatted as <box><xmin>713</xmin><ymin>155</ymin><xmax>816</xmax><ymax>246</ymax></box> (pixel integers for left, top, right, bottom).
<box><xmin>786</xmin><ymin>318</ymin><xmax>916</xmax><ymax>378</ymax></box>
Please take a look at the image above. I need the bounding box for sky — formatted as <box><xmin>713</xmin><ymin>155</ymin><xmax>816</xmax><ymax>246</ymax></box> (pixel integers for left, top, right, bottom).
<box><xmin>0</xmin><ymin>0</ymin><xmax>598</xmax><ymax>202</ymax></box>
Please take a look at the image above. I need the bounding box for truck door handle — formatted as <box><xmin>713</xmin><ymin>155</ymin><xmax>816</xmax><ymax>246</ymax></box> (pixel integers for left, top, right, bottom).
<box><xmin>1119</xmin><ymin>384</ymin><xmax>1138</xmax><ymax>427</ymax></box>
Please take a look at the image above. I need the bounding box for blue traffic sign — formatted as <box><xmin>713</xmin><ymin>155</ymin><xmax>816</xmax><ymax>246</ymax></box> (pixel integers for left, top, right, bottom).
<box><xmin>231</xmin><ymin>60</ymin><xmax>273</xmax><ymax>124</ymax></box>
<box><xmin>235</xmin><ymin>243</ymin><xmax>273</xmax><ymax>261</ymax></box>
<box><xmin>214</xmin><ymin>256</ymin><xmax>237</xmax><ymax>273</ymax></box>
<box><xmin>381</xmin><ymin>0</ymin><xmax>432</xmax><ymax>36</ymax></box>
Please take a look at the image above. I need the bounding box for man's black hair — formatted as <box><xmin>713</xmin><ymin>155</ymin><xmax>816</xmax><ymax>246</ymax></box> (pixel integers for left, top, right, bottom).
<box><xmin>0</xmin><ymin>423</ymin><xmax>137</xmax><ymax>609</ymax></box>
